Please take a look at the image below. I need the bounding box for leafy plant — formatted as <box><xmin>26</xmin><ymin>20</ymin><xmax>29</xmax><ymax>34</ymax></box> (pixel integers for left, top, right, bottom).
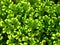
<box><xmin>0</xmin><ymin>0</ymin><xmax>60</xmax><ymax>45</ymax></box>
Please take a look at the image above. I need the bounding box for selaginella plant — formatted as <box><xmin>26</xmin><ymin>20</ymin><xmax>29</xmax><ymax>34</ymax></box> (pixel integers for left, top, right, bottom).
<box><xmin>0</xmin><ymin>0</ymin><xmax>60</xmax><ymax>45</ymax></box>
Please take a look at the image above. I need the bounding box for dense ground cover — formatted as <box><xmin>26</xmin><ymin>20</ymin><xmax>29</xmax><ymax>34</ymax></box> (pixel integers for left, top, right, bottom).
<box><xmin>0</xmin><ymin>0</ymin><xmax>60</xmax><ymax>45</ymax></box>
